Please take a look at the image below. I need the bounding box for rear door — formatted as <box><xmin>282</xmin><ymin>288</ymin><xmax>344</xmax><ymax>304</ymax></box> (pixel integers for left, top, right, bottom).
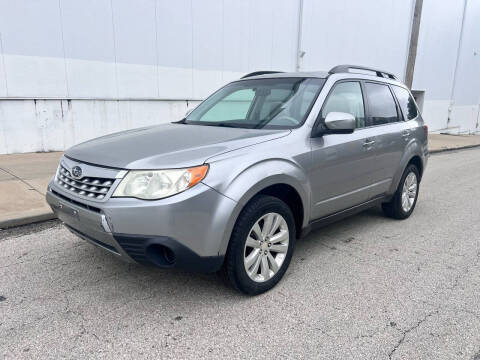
<box><xmin>310</xmin><ymin>81</ymin><xmax>376</xmax><ymax>219</ymax></box>
<box><xmin>362</xmin><ymin>81</ymin><xmax>405</xmax><ymax>198</ymax></box>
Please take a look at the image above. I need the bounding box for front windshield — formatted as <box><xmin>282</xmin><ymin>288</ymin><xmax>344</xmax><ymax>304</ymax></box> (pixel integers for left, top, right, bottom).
<box><xmin>184</xmin><ymin>78</ymin><xmax>325</xmax><ymax>129</ymax></box>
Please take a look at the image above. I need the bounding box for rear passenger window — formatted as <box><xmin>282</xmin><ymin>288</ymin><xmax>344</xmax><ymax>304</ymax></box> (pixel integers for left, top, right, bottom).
<box><xmin>364</xmin><ymin>83</ymin><xmax>399</xmax><ymax>126</ymax></box>
<box><xmin>321</xmin><ymin>82</ymin><xmax>366</xmax><ymax>128</ymax></box>
<box><xmin>392</xmin><ymin>85</ymin><xmax>418</xmax><ymax>120</ymax></box>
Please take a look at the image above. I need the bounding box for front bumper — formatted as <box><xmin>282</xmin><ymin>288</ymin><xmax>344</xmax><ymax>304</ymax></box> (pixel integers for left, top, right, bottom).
<box><xmin>46</xmin><ymin>179</ymin><xmax>237</xmax><ymax>273</ymax></box>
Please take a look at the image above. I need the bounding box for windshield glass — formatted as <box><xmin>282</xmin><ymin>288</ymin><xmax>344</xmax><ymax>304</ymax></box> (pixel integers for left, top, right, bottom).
<box><xmin>184</xmin><ymin>78</ymin><xmax>325</xmax><ymax>129</ymax></box>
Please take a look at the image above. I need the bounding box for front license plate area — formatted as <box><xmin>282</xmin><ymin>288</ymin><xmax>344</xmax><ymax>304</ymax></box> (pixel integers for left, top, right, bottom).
<box><xmin>53</xmin><ymin>202</ymin><xmax>80</xmax><ymax>223</ymax></box>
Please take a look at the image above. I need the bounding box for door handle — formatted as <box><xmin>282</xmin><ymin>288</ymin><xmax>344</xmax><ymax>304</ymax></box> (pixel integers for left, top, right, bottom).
<box><xmin>402</xmin><ymin>130</ymin><xmax>411</xmax><ymax>138</ymax></box>
<box><xmin>363</xmin><ymin>139</ymin><xmax>375</xmax><ymax>147</ymax></box>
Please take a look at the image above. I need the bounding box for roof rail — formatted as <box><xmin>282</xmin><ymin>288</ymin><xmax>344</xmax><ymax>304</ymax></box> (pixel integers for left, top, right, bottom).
<box><xmin>328</xmin><ymin>65</ymin><xmax>398</xmax><ymax>80</ymax></box>
<box><xmin>241</xmin><ymin>71</ymin><xmax>284</xmax><ymax>79</ymax></box>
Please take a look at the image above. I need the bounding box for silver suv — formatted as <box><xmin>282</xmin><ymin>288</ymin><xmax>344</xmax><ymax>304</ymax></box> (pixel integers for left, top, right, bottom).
<box><xmin>46</xmin><ymin>65</ymin><xmax>428</xmax><ymax>295</ymax></box>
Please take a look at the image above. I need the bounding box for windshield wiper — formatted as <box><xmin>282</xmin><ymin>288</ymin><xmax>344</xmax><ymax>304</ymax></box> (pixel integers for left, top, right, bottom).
<box><xmin>201</xmin><ymin>122</ymin><xmax>241</xmax><ymax>128</ymax></box>
<box><xmin>186</xmin><ymin>120</ymin><xmax>252</xmax><ymax>128</ymax></box>
<box><xmin>176</xmin><ymin>119</ymin><xmax>253</xmax><ymax>128</ymax></box>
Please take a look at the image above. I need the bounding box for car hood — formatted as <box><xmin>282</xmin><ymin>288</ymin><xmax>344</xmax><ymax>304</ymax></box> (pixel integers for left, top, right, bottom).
<box><xmin>65</xmin><ymin>123</ymin><xmax>290</xmax><ymax>169</ymax></box>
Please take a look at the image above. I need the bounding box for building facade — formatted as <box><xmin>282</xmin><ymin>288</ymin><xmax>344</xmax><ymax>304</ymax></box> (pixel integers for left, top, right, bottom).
<box><xmin>0</xmin><ymin>0</ymin><xmax>478</xmax><ymax>154</ymax></box>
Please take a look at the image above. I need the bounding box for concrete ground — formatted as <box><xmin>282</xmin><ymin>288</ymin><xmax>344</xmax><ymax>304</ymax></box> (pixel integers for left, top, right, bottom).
<box><xmin>1</xmin><ymin>133</ymin><xmax>480</xmax><ymax>229</ymax></box>
<box><xmin>1</xmin><ymin>147</ymin><xmax>479</xmax><ymax>359</ymax></box>
<box><xmin>429</xmin><ymin>133</ymin><xmax>480</xmax><ymax>152</ymax></box>
<box><xmin>0</xmin><ymin>152</ymin><xmax>62</xmax><ymax>227</ymax></box>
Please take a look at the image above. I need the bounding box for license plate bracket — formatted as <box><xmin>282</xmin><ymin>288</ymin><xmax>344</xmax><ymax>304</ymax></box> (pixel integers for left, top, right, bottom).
<box><xmin>53</xmin><ymin>202</ymin><xmax>79</xmax><ymax>220</ymax></box>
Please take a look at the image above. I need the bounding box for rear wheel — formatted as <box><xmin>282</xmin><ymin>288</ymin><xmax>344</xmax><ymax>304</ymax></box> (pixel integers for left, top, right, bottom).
<box><xmin>222</xmin><ymin>195</ymin><xmax>296</xmax><ymax>295</ymax></box>
<box><xmin>382</xmin><ymin>164</ymin><xmax>420</xmax><ymax>219</ymax></box>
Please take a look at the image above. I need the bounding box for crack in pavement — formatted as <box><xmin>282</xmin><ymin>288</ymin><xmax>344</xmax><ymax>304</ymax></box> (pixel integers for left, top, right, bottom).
<box><xmin>388</xmin><ymin>309</ymin><xmax>439</xmax><ymax>360</ymax></box>
<box><xmin>412</xmin><ymin>298</ymin><xmax>480</xmax><ymax>323</ymax></box>
<box><xmin>387</xmin><ymin>249</ymin><xmax>480</xmax><ymax>359</ymax></box>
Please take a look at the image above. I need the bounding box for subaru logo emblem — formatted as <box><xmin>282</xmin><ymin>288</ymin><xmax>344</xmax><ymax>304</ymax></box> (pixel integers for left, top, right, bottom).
<box><xmin>71</xmin><ymin>166</ymin><xmax>83</xmax><ymax>179</ymax></box>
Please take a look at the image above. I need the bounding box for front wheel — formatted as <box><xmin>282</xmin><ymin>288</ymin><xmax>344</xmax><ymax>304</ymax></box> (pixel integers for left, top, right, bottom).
<box><xmin>222</xmin><ymin>195</ymin><xmax>296</xmax><ymax>295</ymax></box>
<box><xmin>382</xmin><ymin>164</ymin><xmax>420</xmax><ymax>219</ymax></box>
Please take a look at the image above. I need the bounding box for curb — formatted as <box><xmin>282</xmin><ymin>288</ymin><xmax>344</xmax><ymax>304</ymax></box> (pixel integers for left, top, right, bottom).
<box><xmin>0</xmin><ymin>210</ymin><xmax>56</xmax><ymax>229</ymax></box>
<box><xmin>430</xmin><ymin>143</ymin><xmax>480</xmax><ymax>154</ymax></box>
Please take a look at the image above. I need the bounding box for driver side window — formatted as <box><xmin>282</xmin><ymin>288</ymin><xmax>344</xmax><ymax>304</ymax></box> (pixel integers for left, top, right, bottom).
<box><xmin>321</xmin><ymin>82</ymin><xmax>366</xmax><ymax>128</ymax></box>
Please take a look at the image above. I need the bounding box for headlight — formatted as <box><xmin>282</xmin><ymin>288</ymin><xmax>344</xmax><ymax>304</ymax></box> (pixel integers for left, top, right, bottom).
<box><xmin>112</xmin><ymin>164</ymin><xmax>208</xmax><ymax>200</ymax></box>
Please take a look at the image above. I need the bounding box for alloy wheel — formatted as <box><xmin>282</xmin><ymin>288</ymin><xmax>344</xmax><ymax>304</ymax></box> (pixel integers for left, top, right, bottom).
<box><xmin>243</xmin><ymin>212</ymin><xmax>289</xmax><ymax>282</ymax></box>
<box><xmin>401</xmin><ymin>172</ymin><xmax>418</xmax><ymax>212</ymax></box>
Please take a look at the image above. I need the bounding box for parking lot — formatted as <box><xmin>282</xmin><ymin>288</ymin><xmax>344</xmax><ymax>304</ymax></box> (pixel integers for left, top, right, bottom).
<box><xmin>1</xmin><ymin>148</ymin><xmax>480</xmax><ymax>359</ymax></box>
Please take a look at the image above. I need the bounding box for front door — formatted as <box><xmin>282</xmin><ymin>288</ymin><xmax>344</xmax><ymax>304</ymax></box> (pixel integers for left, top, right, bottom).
<box><xmin>310</xmin><ymin>81</ymin><xmax>377</xmax><ymax>219</ymax></box>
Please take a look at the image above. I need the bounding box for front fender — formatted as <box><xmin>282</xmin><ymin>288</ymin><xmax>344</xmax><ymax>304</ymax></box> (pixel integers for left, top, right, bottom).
<box><xmin>203</xmin><ymin>158</ymin><xmax>311</xmax><ymax>255</ymax></box>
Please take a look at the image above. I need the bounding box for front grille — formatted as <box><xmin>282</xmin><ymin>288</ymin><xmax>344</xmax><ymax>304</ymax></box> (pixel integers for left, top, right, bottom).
<box><xmin>55</xmin><ymin>164</ymin><xmax>115</xmax><ymax>200</ymax></box>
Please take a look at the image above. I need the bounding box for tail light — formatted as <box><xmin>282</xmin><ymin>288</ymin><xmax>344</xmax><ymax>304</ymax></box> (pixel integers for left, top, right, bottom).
<box><xmin>423</xmin><ymin>125</ymin><xmax>428</xmax><ymax>136</ymax></box>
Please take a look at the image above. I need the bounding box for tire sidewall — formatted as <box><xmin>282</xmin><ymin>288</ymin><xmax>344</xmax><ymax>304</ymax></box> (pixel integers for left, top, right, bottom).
<box><xmin>230</xmin><ymin>196</ymin><xmax>296</xmax><ymax>295</ymax></box>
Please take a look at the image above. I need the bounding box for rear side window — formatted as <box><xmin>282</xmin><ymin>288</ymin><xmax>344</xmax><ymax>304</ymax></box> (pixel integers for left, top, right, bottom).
<box><xmin>392</xmin><ymin>85</ymin><xmax>418</xmax><ymax>120</ymax></box>
<box><xmin>364</xmin><ymin>83</ymin><xmax>399</xmax><ymax>126</ymax></box>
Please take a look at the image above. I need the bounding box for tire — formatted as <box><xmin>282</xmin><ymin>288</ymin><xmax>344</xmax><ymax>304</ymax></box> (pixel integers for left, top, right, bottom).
<box><xmin>382</xmin><ymin>164</ymin><xmax>420</xmax><ymax>219</ymax></box>
<box><xmin>221</xmin><ymin>195</ymin><xmax>296</xmax><ymax>295</ymax></box>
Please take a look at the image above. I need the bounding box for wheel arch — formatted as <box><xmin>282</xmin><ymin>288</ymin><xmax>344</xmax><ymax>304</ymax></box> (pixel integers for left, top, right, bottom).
<box><xmin>407</xmin><ymin>155</ymin><xmax>424</xmax><ymax>179</ymax></box>
<box><xmin>217</xmin><ymin>172</ymin><xmax>310</xmax><ymax>256</ymax></box>
<box><xmin>388</xmin><ymin>145</ymin><xmax>426</xmax><ymax>195</ymax></box>
<box><xmin>254</xmin><ymin>183</ymin><xmax>304</xmax><ymax>239</ymax></box>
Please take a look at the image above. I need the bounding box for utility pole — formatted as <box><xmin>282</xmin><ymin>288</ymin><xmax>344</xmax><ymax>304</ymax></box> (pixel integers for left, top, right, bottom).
<box><xmin>296</xmin><ymin>0</ymin><xmax>305</xmax><ymax>72</ymax></box>
<box><xmin>448</xmin><ymin>0</ymin><xmax>468</xmax><ymax>127</ymax></box>
<box><xmin>405</xmin><ymin>0</ymin><xmax>424</xmax><ymax>89</ymax></box>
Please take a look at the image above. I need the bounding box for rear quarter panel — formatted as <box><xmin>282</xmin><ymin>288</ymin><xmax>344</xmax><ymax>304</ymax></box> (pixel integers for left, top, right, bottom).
<box><xmin>388</xmin><ymin>116</ymin><xmax>428</xmax><ymax>194</ymax></box>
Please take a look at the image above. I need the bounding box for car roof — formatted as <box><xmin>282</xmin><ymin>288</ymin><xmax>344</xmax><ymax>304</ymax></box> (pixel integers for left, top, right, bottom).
<box><xmin>237</xmin><ymin>69</ymin><xmax>407</xmax><ymax>88</ymax></box>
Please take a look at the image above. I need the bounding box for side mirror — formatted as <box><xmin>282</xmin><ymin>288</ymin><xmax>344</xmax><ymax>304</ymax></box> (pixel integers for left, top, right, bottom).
<box><xmin>324</xmin><ymin>112</ymin><xmax>356</xmax><ymax>132</ymax></box>
<box><xmin>312</xmin><ymin>112</ymin><xmax>355</xmax><ymax>137</ymax></box>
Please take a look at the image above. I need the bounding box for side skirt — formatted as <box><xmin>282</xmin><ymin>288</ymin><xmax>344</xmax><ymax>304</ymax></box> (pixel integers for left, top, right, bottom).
<box><xmin>300</xmin><ymin>195</ymin><xmax>387</xmax><ymax>238</ymax></box>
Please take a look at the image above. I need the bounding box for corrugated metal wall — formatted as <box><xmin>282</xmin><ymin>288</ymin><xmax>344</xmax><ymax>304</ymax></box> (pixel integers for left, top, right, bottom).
<box><xmin>299</xmin><ymin>0</ymin><xmax>414</xmax><ymax>78</ymax></box>
<box><xmin>413</xmin><ymin>0</ymin><xmax>480</xmax><ymax>134</ymax></box>
<box><xmin>0</xmin><ymin>0</ymin><xmax>478</xmax><ymax>154</ymax></box>
<box><xmin>0</xmin><ymin>0</ymin><xmax>300</xmax><ymax>154</ymax></box>
<box><xmin>0</xmin><ymin>0</ymin><xmax>299</xmax><ymax>100</ymax></box>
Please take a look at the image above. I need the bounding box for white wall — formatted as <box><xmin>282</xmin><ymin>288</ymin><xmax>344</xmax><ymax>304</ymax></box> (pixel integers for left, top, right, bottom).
<box><xmin>0</xmin><ymin>0</ymin><xmax>299</xmax><ymax>101</ymax></box>
<box><xmin>0</xmin><ymin>0</ymin><xmax>301</xmax><ymax>154</ymax></box>
<box><xmin>0</xmin><ymin>99</ymin><xmax>200</xmax><ymax>154</ymax></box>
<box><xmin>449</xmin><ymin>0</ymin><xmax>480</xmax><ymax>134</ymax></box>
<box><xmin>0</xmin><ymin>0</ymin><xmax>478</xmax><ymax>154</ymax></box>
<box><xmin>413</xmin><ymin>0</ymin><xmax>480</xmax><ymax>133</ymax></box>
<box><xmin>300</xmin><ymin>0</ymin><xmax>415</xmax><ymax>79</ymax></box>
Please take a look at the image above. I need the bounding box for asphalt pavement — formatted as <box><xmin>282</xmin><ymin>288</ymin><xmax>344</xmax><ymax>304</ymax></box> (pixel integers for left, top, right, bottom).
<box><xmin>1</xmin><ymin>148</ymin><xmax>480</xmax><ymax>359</ymax></box>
